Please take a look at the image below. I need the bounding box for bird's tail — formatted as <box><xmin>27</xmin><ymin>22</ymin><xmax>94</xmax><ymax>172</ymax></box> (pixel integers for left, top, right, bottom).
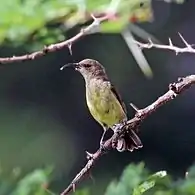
<box><xmin>116</xmin><ymin>130</ymin><xmax>143</xmax><ymax>152</ymax></box>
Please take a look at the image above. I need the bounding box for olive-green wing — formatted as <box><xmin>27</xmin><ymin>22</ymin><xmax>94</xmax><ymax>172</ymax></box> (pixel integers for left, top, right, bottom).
<box><xmin>110</xmin><ymin>83</ymin><xmax>127</xmax><ymax>114</ymax></box>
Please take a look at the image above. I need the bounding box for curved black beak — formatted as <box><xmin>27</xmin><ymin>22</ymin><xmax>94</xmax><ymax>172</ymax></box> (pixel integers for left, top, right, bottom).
<box><xmin>60</xmin><ymin>63</ymin><xmax>79</xmax><ymax>71</ymax></box>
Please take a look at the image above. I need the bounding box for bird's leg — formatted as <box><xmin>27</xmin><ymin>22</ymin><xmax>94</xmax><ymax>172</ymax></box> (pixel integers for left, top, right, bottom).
<box><xmin>100</xmin><ymin>130</ymin><xmax>106</xmax><ymax>147</ymax></box>
<box><xmin>99</xmin><ymin>127</ymin><xmax>107</xmax><ymax>152</ymax></box>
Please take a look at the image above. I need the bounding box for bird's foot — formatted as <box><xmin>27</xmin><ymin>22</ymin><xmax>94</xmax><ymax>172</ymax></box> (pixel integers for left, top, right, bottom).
<box><xmin>113</xmin><ymin>121</ymin><xmax>127</xmax><ymax>133</ymax></box>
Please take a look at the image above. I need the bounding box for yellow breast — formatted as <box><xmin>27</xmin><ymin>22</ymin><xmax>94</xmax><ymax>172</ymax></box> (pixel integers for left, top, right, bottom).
<box><xmin>86</xmin><ymin>80</ymin><xmax>126</xmax><ymax>128</ymax></box>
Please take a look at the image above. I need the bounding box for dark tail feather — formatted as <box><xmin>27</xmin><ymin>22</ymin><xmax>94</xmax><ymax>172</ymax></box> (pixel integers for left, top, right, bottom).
<box><xmin>116</xmin><ymin>130</ymin><xmax>143</xmax><ymax>152</ymax></box>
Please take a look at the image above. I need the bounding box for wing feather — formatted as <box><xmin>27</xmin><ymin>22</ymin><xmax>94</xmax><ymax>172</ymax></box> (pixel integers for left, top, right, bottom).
<box><xmin>109</xmin><ymin>83</ymin><xmax>127</xmax><ymax>115</ymax></box>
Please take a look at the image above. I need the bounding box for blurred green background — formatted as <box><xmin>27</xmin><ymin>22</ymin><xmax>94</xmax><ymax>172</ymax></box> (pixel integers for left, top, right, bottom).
<box><xmin>1</xmin><ymin>0</ymin><xmax>195</xmax><ymax>194</ymax></box>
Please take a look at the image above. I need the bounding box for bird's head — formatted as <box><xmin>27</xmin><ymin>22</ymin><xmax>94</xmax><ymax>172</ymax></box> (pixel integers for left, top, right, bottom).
<box><xmin>61</xmin><ymin>59</ymin><xmax>107</xmax><ymax>80</ymax></box>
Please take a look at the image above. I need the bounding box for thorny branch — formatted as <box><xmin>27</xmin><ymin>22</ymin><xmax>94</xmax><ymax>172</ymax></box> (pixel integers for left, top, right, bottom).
<box><xmin>134</xmin><ymin>33</ymin><xmax>195</xmax><ymax>55</ymax></box>
<box><xmin>0</xmin><ymin>14</ymin><xmax>109</xmax><ymax>64</ymax></box>
<box><xmin>61</xmin><ymin>75</ymin><xmax>195</xmax><ymax>195</ymax></box>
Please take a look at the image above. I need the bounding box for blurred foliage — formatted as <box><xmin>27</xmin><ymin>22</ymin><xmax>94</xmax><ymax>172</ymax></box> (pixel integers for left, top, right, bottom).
<box><xmin>0</xmin><ymin>0</ymin><xmax>152</xmax><ymax>47</ymax></box>
<box><xmin>104</xmin><ymin>162</ymin><xmax>195</xmax><ymax>195</ymax></box>
<box><xmin>105</xmin><ymin>163</ymin><xmax>169</xmax><ymax>195</ymax></box>
<box><xmin>75</xmin><ymin>162</ymin><xmax>195</xmax><ymax>195</ymax></box>
<box><xmin>0</xmin><ymin>166</ymin><xmax>53</xmax><ymax>195</ymax></box>
<box><xmin>1</xmin><ymin>162</ymin><xmax>195</xmax><ymax>195</ymax></box>
<box><xmin>0</xmin><ymin>0</ymin><xmax>185</xmax><ymax>48</ymax></box>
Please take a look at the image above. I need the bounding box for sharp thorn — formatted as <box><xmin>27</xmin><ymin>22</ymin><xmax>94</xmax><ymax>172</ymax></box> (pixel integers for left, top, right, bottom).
<box><xmin>85</xmin><ymin>151</ymin><xmax>94</xmax><ymax>160</ymax></box>
<box><xmin>178</xmin><ymin>32</ymin><xmax>190</xmax><ymax>47</ymax></box>
<box><xmin>72</xmin><ymin>183</ymin><xmax>76</xmax><ymax>192</ymax></box>
<box><xmin>130</xmin><ymin>103</ymin><xmax>139</xmax><ymax>112</ymax></box>
<box><xmin>168</xmin><ymin>38</ymin><xmax>173</xmax><ymax>46</ymax></box>
<box><xmin>89</xmin><ymin>173</ymin><xmax>95</xmax><ymax>184</ymax></box>
<box><xmin>68</xmin><ymin>43</ymin><xmax>73</xmax><ymax>56</ymax></box>
<box><xmin>91</xmin><ymin>13</ymin><xmax>96</xmax><ymax>20</ymax></box>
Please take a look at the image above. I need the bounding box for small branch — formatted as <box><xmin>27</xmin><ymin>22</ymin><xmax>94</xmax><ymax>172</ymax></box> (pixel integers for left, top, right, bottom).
<box><xmin>0</xmin><ymin>15</ymin><xmax>109</xmax><ymax>64</ymax></box>
<box><xmin>134</xmin><ymin>33</ymin><xmax>195</xmax><ymax>55</ymax></box>
<box><xmin>61</xmin><ymin>75</ymin><xmax>195</xmax><ymax>195</ymax></box>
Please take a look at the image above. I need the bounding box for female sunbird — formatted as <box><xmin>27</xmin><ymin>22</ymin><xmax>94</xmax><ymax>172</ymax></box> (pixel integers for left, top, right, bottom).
<box><xmin>61</xmin><ymin>59</ymin><xmax>143</xmax><ymax>152</ymax></box>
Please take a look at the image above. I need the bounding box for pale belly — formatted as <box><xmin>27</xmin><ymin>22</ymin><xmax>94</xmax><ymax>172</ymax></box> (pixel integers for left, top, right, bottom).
<box><xmin>86</xmin><ymin>83</ymin><xmax>127</xmax><ymax>127</ymax></box>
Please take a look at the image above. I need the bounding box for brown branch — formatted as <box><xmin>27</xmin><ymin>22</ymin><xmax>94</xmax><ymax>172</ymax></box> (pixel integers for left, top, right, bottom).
<box><xmin>134</xmin><ymin>33</ymin><xmax>195</xmax><ymax>55</ymax></box>
<box><xmin>0</xmin><ymin>14</ymin><xmax>109</xmax><ymax>64</ymax></box>
<box><xmin>60</xmin><ymin>75</ymin><xmax>195</xmax><ymax>195</ymax></box>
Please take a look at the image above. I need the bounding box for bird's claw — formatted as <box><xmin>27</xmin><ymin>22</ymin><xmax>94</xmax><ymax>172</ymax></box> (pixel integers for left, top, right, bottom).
<box><xmin>113</xmin><ymin>121</ymin><xmax>127</xmax><ymax>132</ymax></box>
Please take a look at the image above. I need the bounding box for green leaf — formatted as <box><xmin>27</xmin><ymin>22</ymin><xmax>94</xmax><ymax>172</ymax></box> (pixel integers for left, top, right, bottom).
<box><xmin>12</xmin><ymin>166</ymin><xmax>53</xmax><ymax>195</ymax></box>
<box><xmin>105</xmin><ymin>163</ymin><xmax>148</xmax><ymax>195</ymax></box>
<box><xmin>133</xmin><ymin>171</ymin><xmax>167</xmax><ymax>195</ymax></box>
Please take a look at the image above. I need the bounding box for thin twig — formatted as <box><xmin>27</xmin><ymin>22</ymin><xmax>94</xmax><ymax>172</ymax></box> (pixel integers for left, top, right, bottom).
<box><xmin>61</xmin><ymin>75</ymin><xmax>195</xmax><ymax>195</ymax></box>
<box><xmin>0</xmin><ymin>15</ymin><xmax>109</xmax><ymax>64</ymax></box>
<box><xmin>134</xmin><ymin>33</ymin><xmax>195</xmax><ymax>55</ymax></box>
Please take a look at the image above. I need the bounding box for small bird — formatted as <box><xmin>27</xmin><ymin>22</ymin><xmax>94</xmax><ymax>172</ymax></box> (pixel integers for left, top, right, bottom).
<box><xmin>61</xmin><ymin>59</ymin><xmax>143</xmax><ymax>152</ymax></box>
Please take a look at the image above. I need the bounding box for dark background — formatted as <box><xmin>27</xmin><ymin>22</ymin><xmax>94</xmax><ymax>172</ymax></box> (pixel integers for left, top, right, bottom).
<box><xmin>0</xmin><ymin>0</ymin><xmax>195</xmax><ymax>194</ymax></box>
